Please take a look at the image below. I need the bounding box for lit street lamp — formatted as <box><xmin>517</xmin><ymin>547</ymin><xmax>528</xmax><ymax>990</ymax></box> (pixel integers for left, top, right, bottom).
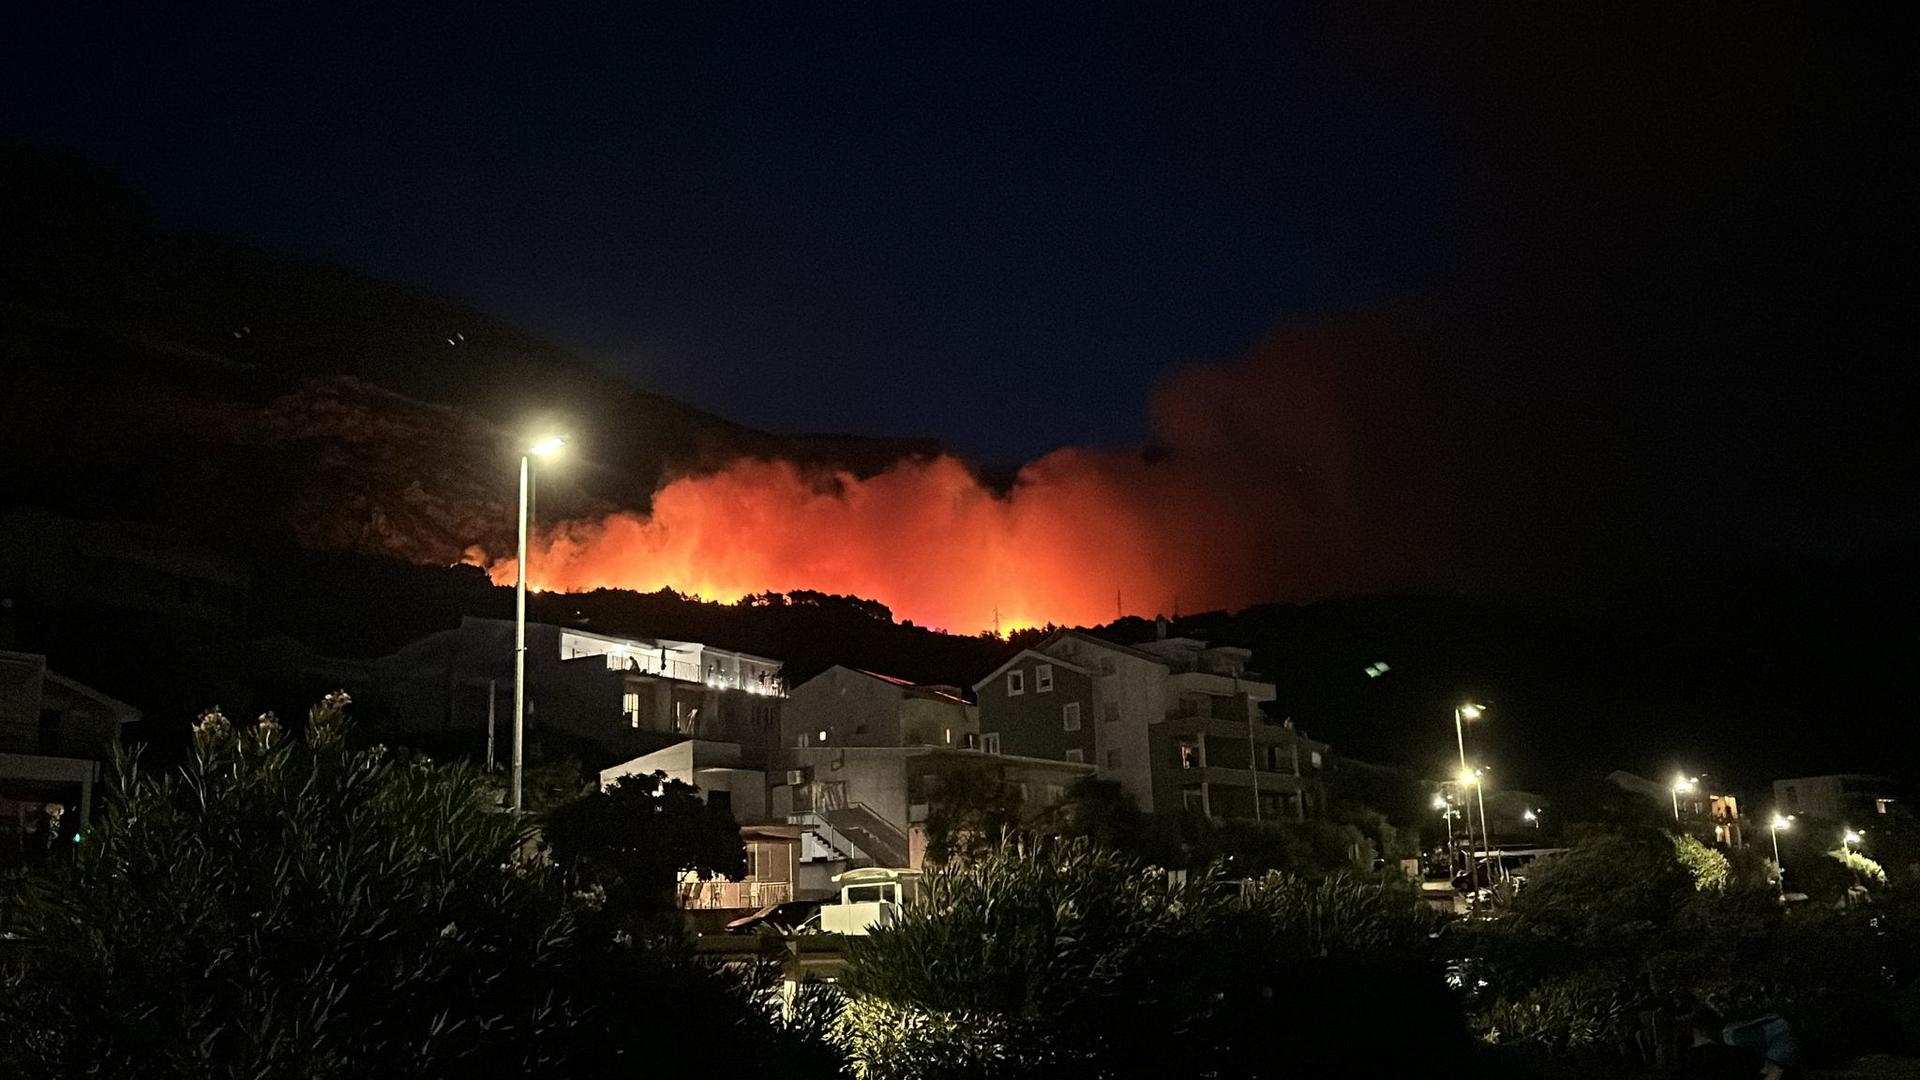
<box><xmin>1670</xmin><ymin>773</ymin><xmax>1695</xmax><ymax>822</ymax></box>
<box><xmin>1769</xmin><ymin>814</ymin><xmax>1790</xmax><ymax>895</ymax></box>
<box><xmin>1842</xmin><ymin>829</ymin><xmax>1861</xmax><ymax>852</ymax></box>
<box><xmin>513</xmin><ymin>435</ymin><xmax>566</xmax><ymax>813</ymax></box>
<box><xmin>1522</xmin><ymin>808</ymin><xmax>1539</xmax><ymax>828</ymax></box>
<box><xmin>1453</xmin><ymin>704</ymin><xmax>1485</xmax><ymax>892</ymax></box>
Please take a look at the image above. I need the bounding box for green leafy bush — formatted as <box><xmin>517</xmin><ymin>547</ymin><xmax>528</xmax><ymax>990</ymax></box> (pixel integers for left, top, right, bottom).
<box><xmin>0</xmin><ymin>695</ymin><xmax>836</xmax><ymax>1079</ymax></box>
<box><xmin>838</xmin><ymin>834</ymin><xmax>1466</xmax><ymax>1079</ymax></box>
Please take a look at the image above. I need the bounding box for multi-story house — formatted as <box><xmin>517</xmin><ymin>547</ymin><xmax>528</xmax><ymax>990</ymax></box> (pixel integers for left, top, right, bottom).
<box><xmin>375</xmin><ymin>617</ymin><xmax>782</xmax><ymax>767</ymax></box>
<box><xmin>973</xmin><ymin>627</ymin><xmax>1329</xmax><ymax>823</ymax></box>
<box><xmin>781</xmin><ymin>665</ymin><xmax>978</xmax><ymax>751</ymax></box>
<box><xmin>2</xmin><ymin>649</ymin><xmax>140</xmax><ymax>864</ymax></box>
<box><xmin>769</xmin><ymin>666</ymin><xmax>1089</xmax><ymax>890</ymax></box>
<box><xmin>1774</xmin><ymin>774</ymin><xmax>1900</xmax><ymax>825</ymax></box>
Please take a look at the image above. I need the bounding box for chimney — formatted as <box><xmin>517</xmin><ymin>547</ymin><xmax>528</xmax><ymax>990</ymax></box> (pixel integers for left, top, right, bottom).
<box><xmin>1155</xmin><ymin>615</ymin><xmax>1168</xmax><ymax>640</ymax></box>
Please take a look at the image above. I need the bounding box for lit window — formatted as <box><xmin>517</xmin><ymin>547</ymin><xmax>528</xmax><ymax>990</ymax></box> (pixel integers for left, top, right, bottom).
<box><xmin>817</xmin><ymin>729</ymin><xmax>829</xmax><ymax>744</ymax></box>
<box><xmin>1065</xmin><ymin>748</ymin><xmax>1084</xmax><ymax>763</ymax></box>
<box><xmin>1062</xmin><ymin>702</ymin><xmax>1081</xmax><ymax>731</ymax></box>
<box><xmin>622</xmin><ymin>692</ymin><xmax>640</xmax><ymax>728</ymax></box>
<box><xmin>1178</xmin><ymin>741</ymin><xmax>1200</xmax><ymax>769</ymax></box>
<box><xmin>1007</xmin><ymin>670</ymin><xmax>1025</xmax><ymax>696</ymax></box>
<box><xmin>1878</xmin><ymin>798</ymin><xmax>1895</xmax><ymax>815</ymax></box>
<box><xmin>944</xmin><ymin>727</ymin><xmax>953</xmax><ymax>744</ymax></box>
<box><xmin>1035</xmin><ymin>664</ymin><xmax>1054</xmax><ymax>692</ymax></box>
<box><xmin>1310</xmin><ymin>750</ymin><xmax>1323</xmax><ymax>768</ymax></box>
<box><xmin>982</xmin><ymin>732</ymin><xmax>1001</xmax><ymax>755</ymax></box>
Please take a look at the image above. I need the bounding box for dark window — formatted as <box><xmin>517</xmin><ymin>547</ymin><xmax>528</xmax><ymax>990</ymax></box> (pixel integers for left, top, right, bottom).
<box><xmin>38</xmin><ymin>709</ymin><xmax>61</xmax><ymax>755</ymax></box>
<box><xmin>707</xmin><ymin>789</ymin><xmax>733</xmax><ymax>812</ymax></box>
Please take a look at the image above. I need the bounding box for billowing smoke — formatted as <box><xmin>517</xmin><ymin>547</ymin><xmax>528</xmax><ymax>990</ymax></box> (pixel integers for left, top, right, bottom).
<box><xmin>492</xmin><ymin>332</ymin><xmax>1377</xmax><ymax>633</ymax></box>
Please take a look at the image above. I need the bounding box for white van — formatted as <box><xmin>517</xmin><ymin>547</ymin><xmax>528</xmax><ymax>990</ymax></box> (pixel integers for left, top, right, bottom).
<box><xmin>816</xmin><ymin>867</ymin><xmax>923</xmax><ymax>935</ymax></box>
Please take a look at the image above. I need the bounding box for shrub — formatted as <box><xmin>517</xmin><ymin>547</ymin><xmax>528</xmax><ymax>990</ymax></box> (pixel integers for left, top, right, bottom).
<box><xmin>838</xmin><ymin>834</ymin><xmax>1466</xmax><ymax>1079</ymax></box>
<box><xmin>0</xmin><ymin>695</ymin><xmax>835</xmax><ymax>1079</ymax></box>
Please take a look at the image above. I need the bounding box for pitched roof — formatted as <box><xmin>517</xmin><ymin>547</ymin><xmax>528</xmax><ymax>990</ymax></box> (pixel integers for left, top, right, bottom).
<box><xmin>969</xmin><ymin>647</ymin><xmax>1099</xmax><ymax>693</ymax></box>
<box><xmin>851</xmin><ymin>667</ymin><xmax>968</xmax><ymax>704</ymax></box>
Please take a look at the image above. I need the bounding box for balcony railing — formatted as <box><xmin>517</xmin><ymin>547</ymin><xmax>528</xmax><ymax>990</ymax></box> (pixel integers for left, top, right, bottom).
<box><xmin>678</xmin><ymin>879</ymin><xmax>794</xmax><ymax>910</ymax></box>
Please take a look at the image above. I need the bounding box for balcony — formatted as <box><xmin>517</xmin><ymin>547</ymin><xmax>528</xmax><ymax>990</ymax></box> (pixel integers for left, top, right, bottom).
<box><xmin>678</xmin><ymin>879</ymin><xmax>794</xmax><ymax>910</ymax></box>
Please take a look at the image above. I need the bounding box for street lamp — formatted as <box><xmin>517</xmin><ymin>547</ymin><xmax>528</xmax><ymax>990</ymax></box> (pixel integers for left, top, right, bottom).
<box><xmin>513</xmin><ymin>434</ymin><xmax>566</xmax><ymax>813</ymax></box>
<box><xmin>1523</xmin><ymin>809</ymin><xmax>1539</xmax><ymax>828</ymax></box>
<box><xmin>1670</xmin><ymin>774</ymin><xmax>1695</xmax><ymax>822</ymax></box>
<box><xmin>1843</xmin><ymin>829</ymin><xmax>1861</xmax><ymax>851</ymax></box>
<box><xmin>1452</xmin><ymin>704</ymin><xmax>1485</xmax><ymax>891</ymax></box>
<box><xmin>1770</xmin><ymin>814</ymin><xmax>1790</xmax><ymax>895</ymax></box>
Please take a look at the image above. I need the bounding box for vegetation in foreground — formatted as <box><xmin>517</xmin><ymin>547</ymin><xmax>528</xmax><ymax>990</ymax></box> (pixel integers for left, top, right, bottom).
<box><xmin>4</xmin><ymin>693</ymin><xmax>1918</xmax><ymax>1079</ymax></box>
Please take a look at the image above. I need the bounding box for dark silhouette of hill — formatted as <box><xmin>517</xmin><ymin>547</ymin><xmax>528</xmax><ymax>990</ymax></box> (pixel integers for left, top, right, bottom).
<box><xmin>1</xmin><ymin>146</ymin><xmax>938</xmax><ymax>566</ymax></box>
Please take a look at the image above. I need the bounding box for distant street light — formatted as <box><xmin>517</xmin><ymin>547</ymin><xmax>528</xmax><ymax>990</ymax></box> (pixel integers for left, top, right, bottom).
<box><xmin>1770</xmin><ymin>814</ymin><xmax>1790</xmax><ymax>895</ymax></box>
<box><xmin>1843</xmin><ymin>829</ymin><xmax>1861</xmax><ymax>851</ymax></box>
<box><xmin>513</xmin><ymin>435</ymin><xmax>566</xmax><ymax>813</ymax></box>
<box><xmin>1523</xmin><ymin>808</ymin><xmax>1539</xmax><ymax>828</ymax></box>
<box><xmin>1670</xmin><ymin>774</ymin><xmax>1695</xmax><ymax>822</ymax></box>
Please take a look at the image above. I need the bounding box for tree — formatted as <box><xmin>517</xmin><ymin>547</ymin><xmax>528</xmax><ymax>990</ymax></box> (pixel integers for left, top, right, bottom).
<box><xmin>0</xmin><ymin>694</ymin><xmax>833</xmax><ymax>1078</ymax></box>
<box><xmin>919</xmin><ymin>767</ymin><xmax>1024</xmax><ymax>864</ymax></box>
<box><xmin>542</xmin><ymin>770</ymin><xmax>746</xmax><ymax>915</ymax></box>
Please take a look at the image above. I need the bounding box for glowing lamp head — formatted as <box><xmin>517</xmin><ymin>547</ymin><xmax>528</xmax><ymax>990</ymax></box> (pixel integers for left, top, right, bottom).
<box><xmin>1673</xmin><ymin>775</ymin><xmax>1693</xmax><ymax>793</ymax></box>
<box><xmin>1433</xmin><ymin>795</ymin><xmax>1449</xmax><ymax>810</ymax></box>
<box><xmin>1522</xmin><ymin>809</ymin><xmax>1537</xmax><ymax>822</ymax></box>
<box><xmin>528</xmin><ymin>436</ymin><xmax>567</xmax><ymax>458</ymax></box>
<box><xmin>1844</xmin><ymin>830</ymin><xmax>1861</xmax><ymax>845</ymax></box>
<box><xmin>1459</xmin><ymin>704</ymin><xmax>1483</xmax><ymax>719</ymax></box>
<box><xmin>1457</xmin><ymin>770</ymin><xmax>1477</xmax><ymax>787</ymax></box>
<box><xmin>1772</xmin><ymin>815</ymin><xmax>1791</xmax><ymax>830</ymax></box>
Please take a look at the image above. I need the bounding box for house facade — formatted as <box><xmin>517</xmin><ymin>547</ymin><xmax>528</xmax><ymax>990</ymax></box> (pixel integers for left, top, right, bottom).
<box><xmin>781</xmin><ymin>665</ymin><xmax>978</xmax><ymax>751</ymax></box>
<box><xmin>374</xmin><ymin>617</ymin><xmax>782</xmax><ymax>767</ymax></box>
<box><xmin>973</xmin><ymin>628</ymin><xmax>1329</xmax><ymax>823</ymax></box>
<box><xmin>1774</xmin><ymin>774</ymin><xmax>1900</xmax><ymax>824</ymax></box>
<box><xmin>1</xmin><ymin>650</ymin><xmax>140</xmax><ymax>865</ymax></box>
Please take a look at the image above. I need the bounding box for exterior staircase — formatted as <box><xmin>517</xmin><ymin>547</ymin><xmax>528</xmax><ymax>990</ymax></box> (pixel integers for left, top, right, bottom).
<box><xmin>821</xmin><ymin>802</ymin><xmax>911</xmax><ymax>868</ymax></box>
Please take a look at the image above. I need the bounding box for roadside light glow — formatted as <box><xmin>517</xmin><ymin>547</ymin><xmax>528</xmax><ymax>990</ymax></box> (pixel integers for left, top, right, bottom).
<box><xmin>1457</xmin><ymin>770</ymin><xmax>1477</xmax><ymax>786</ymax></box>
<box><xmin>1772</xmin><ymin>815</ymin><xmax>1790</xmax><ymax>830</ymax></box>
<box><xmin>1673</xmin><ymin>774</ymin><xmax>1693</xmax><ymax>793</ymax></box>
<box><xmin>1522</xmin><ymin>809</ymin><xmax>1537</xmax><ymax>822</ymax></box>
<box><xmin>1434</xmin><ymin>795</ymin><xmax>1449</xmax><ymax>809</ymax></box>
<box><xmin>1844</xmin><ymin>830</ymin><xmax>1861</xmax><ymax>845</ymax></box>
<box><xmin>1460</xmin><ymin>704</ymin><xmax>1483</xmax><ymax>719</ymax></box>
<box><xmin>528</xmin><ymin>436</ymin><xmax>567</xmax><ymax>457</ymax></box>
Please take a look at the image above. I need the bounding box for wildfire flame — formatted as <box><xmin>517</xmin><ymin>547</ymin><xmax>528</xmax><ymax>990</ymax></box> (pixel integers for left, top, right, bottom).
<box><xmin>489</xmin><ymin>335</ymin><xmax>1359</xmax><ymax>633</ymax></box>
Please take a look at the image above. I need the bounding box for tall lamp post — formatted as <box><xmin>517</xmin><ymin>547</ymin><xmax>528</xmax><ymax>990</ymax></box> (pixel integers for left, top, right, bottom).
<box><xmin>1769</xmin><ymin>814</ymin><xmax>1790</xmax><ymax>895</ymax></box>
<box><xmin>1453</xmin><ymin>704</ymin><xmax>1485</xmax><ymax>892</ymax></box>
<box><xmin>1670</xmin><ymin>774</ymin><xmax>1695</xmax><ymax>822</ymax></box>
<box><xmin>513</xmin><ymin>435</ymin><xmax>566</xmax><ymax>813</ymax></box>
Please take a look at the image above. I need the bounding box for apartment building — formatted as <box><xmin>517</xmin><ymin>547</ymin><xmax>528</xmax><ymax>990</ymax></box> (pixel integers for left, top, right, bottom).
<box><xmin>973</xmin><ymin>627</ymin><xmax>1328</xmax><ymax>823</ymax></box>
<box><xmin>375</xmin><ymin>617</ymin><xmax>782</xmax><ymax>766</ymax></box>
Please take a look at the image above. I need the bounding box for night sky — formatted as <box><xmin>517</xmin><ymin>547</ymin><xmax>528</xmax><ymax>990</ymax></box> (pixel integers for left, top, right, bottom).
<box><xmin>3</xmin><ymin>5</ymin><xmax>1912</xmax><ymax>593</ymax></box>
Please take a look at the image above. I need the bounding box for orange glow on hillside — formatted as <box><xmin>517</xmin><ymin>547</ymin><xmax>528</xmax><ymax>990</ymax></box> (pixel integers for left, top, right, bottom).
<box><xmin>487</xmin><ymin>334</ymin><xmax>1362</xmax><ymax>633</ymax></box>
<box><xmin>491</xmin><ymin>452</ymin><xmax>1175</xmax><ymax>633</ymax></box>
